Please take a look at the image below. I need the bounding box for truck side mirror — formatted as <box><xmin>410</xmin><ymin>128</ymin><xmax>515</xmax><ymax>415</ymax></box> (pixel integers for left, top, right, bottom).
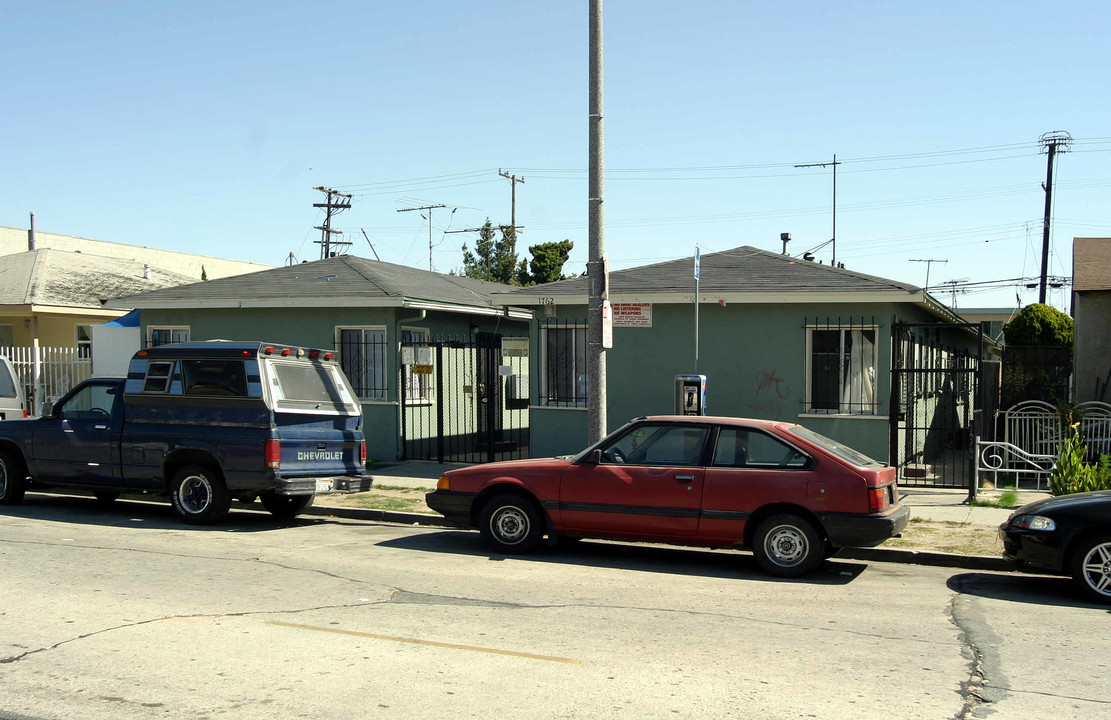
<box><xmin>40</xmin><ymin>401</ymin><xmax>54</xmax><ymax>417</ymax></box>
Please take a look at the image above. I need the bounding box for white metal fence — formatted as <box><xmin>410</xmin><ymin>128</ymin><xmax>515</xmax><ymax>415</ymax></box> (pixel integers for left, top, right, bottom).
<box><xmin>1</xmin><ymin>346</ymin><xmax>93</xmax><ymax>415</ymax></box>
<box><xmin>978</xmin><ymin>399</ymin><xmax>1111</xmax><ymax>493</ymax></box>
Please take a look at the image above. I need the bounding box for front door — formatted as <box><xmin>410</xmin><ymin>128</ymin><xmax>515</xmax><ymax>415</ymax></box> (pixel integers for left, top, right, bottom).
<box><xmin>559</xmin><ymin>422</ymin><xmax>708</xmax><ymax>536</ymax></box>
<box><xmin>31</xmin><ymin>381</ymin><xmax>122</xmax><ymax>485</ymax></box>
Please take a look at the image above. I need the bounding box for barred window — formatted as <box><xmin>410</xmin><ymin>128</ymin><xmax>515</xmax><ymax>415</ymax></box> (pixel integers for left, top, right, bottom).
<box><xmin>336</xmin><ymin>326</ymin><xmax>386</xmax><ymax>401</ymax></box>
<box><xmin>542</xmin><ymin>322</ymin><xmax>588</xmax><ymax>407</ymax></box>
<box><xmin>806</xmin><ymin>320</ymin><xmax>878</xmax><ymax>415</ymax></box>
<box><xmin>148</xmin><ymin>326</ymin><xmax>189</xmax><ymax>347</ymax></box>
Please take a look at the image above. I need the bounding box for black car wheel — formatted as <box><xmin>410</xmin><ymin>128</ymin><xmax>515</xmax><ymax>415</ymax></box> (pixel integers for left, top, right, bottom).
<box><xmin>169</xmin><ymin>464</ymin><xmax>231</xmax><ymax>525</ymax></box>
<box><xmin>260</xmin><ymin>492</ymin><xmax>314</xmax><ymax>519</ymax></box>
<box><xmin>0</xmin><ymin>450</ymin><xmax>27</xmax><ymax>506</ymax></box>
<box><xmin>1070</xmin><ymin>533</ymin><xmax>1111</xmax><ymax>605</ymax></box>
<box><xmin>93</xmin><ymin>491</ymin><xmax>120</xmax><ymax>506</ymax></box>
<box><xmin>479</xmin><ymin>493</ymin><xmax>544</xmax><ymax>554</ymax></box>
<box><xmin>752</xmin><ymin>513</ymin><xmax>824</xmax><ymax>578</ymax></box>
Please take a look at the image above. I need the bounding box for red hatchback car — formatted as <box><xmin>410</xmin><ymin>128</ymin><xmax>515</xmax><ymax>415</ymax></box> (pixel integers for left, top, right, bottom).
<box><xmin>426</xmin><ymin>416</ymin><xmax>909</xmax><ymax>577</ymax></box>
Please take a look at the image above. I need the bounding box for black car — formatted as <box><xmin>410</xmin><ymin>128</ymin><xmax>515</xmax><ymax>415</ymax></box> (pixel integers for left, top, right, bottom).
<box><xmin>999</xmin><ymin>490</ymin><xmax>1111</xmax><ymax>604</ymax></box>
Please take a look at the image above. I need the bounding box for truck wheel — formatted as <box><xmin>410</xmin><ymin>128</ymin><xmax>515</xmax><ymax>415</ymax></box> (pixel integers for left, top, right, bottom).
<box><xmin>93</xmin><ymin>491</ymin><xmax>120</xmax><ymax>507</ymax></box>
<box><xmin>752</xmin><ymin>513</ymin><xmax>823</xmax><ymax>578</ymax></box>
<box><xmin>478</xmin><ymin>493</ymin><xmax>545</xmax><ymax>554</ymax></box>
<box><xmin>0</xmin><ymin>450</ymin><xmax>27</xmax><ymax>505</ymax></box>
<box><xmin>169</xmin><ymin>465</ymin><xmax>231</xmax><ymax>525</ymax></box>
<box><xmin>260</xmin><ymin>492</ymin><xmax>314</xmax><ymax>519</ymax></box>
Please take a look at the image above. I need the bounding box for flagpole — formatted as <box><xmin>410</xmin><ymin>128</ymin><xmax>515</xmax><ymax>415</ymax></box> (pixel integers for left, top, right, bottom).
<box><xmin>694</xmin><ymin>246</ymin><xmax>700</xmax><ymax>373</ymax></box>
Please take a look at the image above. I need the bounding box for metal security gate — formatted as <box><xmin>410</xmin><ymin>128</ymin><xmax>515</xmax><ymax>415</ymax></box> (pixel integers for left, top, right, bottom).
<box><xmin>889</xmin><ymin>322</ymin><xmax>983</xmax><ymax>488</ymax></box>
<box><xmin>400</xmin><ymin>334</ymin><xmax>530</xmax><ymax>463</ymax></box>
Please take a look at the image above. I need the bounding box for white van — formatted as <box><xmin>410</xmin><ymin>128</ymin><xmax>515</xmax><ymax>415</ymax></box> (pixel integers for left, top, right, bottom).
<box><xmin>0</xmin><ymin>356</ymin><xmax>26</xmax><ymax>420</ymax></box>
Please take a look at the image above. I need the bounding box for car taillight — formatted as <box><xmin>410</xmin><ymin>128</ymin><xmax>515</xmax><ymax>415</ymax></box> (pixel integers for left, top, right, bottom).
<box><xmin>869</xmin><ymin>485</ymin><xmax>890</xmax><ymax>512</ymax></box>
<box><xmin>265</xmin><ymin>439</ymin><xmax>281</xmax><ymax>469</ymax></box>
<box><xmin>360</xmin><ymin>441</ymin><xmax>367</xmax><ymax>465</ymax></box>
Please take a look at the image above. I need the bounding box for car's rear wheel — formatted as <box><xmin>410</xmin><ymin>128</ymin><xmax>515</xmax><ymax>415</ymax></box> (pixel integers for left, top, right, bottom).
<box><xmin>260</xmin><ymin>492</ymin><xmax>314</xmax><ymax>519</ymax></box>
<box><xmin>169</xmin><ymin>464</ymin><xmax>231</xmax><ymax>525</ymax></box>
<box><xmin>479</xmin><ymin>493</ymin><xmax>544</xmax><ymax>554</ymax></box>
<box><xmin>752</xmin><ymin>513</ymin><xmax>823</xmax><ymax>577</ymax></box>
<box><xmin>1070</xmin><ymin>533</ymin><xmax>1111</xmax><ymax>604</ymax></box>
<box><xmin>0</xmin><ymin>450</ymin><xmax>27</xmax><ymax>505</ymax></box>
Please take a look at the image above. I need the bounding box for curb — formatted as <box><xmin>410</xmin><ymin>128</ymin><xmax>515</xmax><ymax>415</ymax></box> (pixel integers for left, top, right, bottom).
<box><xmin>308</xmin><ymin>505</ymin><xmax>1013</xmax><ymax>573</ymax></box>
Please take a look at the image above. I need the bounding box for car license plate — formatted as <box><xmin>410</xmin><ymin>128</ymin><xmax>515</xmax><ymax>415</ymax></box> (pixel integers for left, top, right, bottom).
<box><xmin>315</xmin><ymin>478</ymin><xmax>335</xmax><ymax>493</ymax></box>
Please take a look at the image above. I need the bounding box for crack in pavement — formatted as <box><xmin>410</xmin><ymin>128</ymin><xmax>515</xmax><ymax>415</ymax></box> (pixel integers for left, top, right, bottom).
<box><xmin>947</xmin><ymin>575</ymin><xmax>1020</xmax><ymax>719</ymax></box>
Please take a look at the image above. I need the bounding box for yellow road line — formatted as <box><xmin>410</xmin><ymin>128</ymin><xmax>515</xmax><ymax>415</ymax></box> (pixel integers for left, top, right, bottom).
<box><xmin>266</xmin><ymin>621</ymin><xmax>582</xmax><ymax>664</ymax></box>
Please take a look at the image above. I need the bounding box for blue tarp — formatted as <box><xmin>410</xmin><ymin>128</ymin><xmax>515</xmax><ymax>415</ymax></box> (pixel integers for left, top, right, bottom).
<box><xmin>100</xmin><ymin>309</ymin><xmax>139</xmax><ymax>328</ymax></box>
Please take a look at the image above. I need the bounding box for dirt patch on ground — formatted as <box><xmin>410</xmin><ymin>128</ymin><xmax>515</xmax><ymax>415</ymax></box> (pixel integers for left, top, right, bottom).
<box><xmin>324</xmin><ymin>487</ymin><xmax>1007</xmax><ymax>558</ymax></box>
<box><xmin>886</xmin><ymin>518</ymin><xmax>1003</xmax><ymax>557</ymax></box>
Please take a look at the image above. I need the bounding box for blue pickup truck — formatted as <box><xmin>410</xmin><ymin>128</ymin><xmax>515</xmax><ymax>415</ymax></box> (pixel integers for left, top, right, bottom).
<box><xmin>0</xmin><ymin>341</ymin><xmax>371</xmax><ymax>524</ymax></box>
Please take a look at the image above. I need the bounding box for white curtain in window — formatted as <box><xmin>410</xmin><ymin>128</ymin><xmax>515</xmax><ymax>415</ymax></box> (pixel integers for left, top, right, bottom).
<box><xmin>841</xmin><ymin>330</ymin><xmax>875</xmax><ymax>412</ymax></box>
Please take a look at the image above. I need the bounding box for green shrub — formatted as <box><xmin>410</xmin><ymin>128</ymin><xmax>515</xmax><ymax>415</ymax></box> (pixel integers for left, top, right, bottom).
<box><xmin>1050</xmin><ymin>425</ymin><xmax>1111</xmax><ymax>495</ymax></box>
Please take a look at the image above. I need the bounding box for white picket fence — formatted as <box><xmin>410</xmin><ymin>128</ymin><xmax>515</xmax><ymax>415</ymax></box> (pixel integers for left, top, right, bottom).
<box><xmin>1</xmin><ymin>346</ymin><xmax>93</xmax><ymax>415</ymax></box>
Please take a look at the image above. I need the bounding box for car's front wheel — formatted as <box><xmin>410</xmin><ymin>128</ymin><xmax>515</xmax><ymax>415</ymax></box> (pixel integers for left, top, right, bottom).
<box><xmin>0</xmin><ymin>450</ymin><xmax>27</xmax><ymax>505</ymax></box>
<box><xmin>260</xmin><ymin>492</ymin><xmax>314</xmax><ymax>519</ymax></box>
<box><xmin>169</xmin><ymin>464</ymin><xmax>231</xmax><ymax>525</ymax></box>
<box><xmin>1070</xmin><ymin>533</ymin><xmax>1111</xmax><ymax>604</ymax></box>
<box><xmin>752</xmin><ymin>513</ymin><xmax>824</xmax><ymax>578</ymax></box>
<box><xmin>479</xmin><ymin>493</ymin><xmax>545</xmax><ymax>554</ymax></box>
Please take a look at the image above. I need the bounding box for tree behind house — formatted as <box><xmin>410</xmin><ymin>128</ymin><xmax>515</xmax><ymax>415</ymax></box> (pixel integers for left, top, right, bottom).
<box><xmin>461</xmin><ymin>220</ymin><xmax>519</xmax><ymax>284</ymax></box>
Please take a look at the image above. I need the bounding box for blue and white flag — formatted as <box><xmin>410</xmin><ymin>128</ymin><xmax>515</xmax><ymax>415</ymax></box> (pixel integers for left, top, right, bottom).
<box><xmin>694</xmin><ymin>246</ymin><xmax>701</xmax><ymax>280</ymax></box>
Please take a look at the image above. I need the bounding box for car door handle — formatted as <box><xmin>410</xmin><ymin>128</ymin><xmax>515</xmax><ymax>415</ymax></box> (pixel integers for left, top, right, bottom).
<box><xmin>675</xmin><ymin>474</ymin><xmax>695</xmax><ymax>482</ymax></box>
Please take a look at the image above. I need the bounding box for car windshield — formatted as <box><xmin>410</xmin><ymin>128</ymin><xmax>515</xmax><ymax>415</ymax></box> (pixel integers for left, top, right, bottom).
<box><xmin>787</xmin><ymin>426</ymin><xmax>882</xmax><ymax>467</ymax></box>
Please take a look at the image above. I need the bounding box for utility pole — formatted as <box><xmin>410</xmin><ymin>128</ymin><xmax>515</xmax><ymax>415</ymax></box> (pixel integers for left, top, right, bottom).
<box><xmin>909</xmin><ymin>258</ymin><xmax>948</xmax><ymax>293</ymax></box>
<box><xmin>312</xmin><ymin>187</ymin><xmax>352</xmax><ymax>259</ymax></box>
<box><xmin>498</xmin><ymin>169</ymin><xmax>525</xmax><ymax>234</ymax></box>
<box><xmin>397</xmin><ymin>203</ymin><xmax>448</xmax><ymax>271</ymax></box>
<box><xmin>794</xmin><ymin>154</ymin><xmax>841</xmax><ymax>265</ymax></box>
<box><xmin>587</xmin><ymin>0</ymin><xmax>607</xmax><ymax>444</ymax></box>
<box><xmin>1038</xmin><ymin>131</ymin><xmax>1071</xmax><ymax>304</ymax></box>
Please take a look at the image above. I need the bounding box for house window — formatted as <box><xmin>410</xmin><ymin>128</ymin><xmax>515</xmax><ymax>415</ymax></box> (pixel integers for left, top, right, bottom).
<box><xmin>541</xmin><ymin>323</ymin><xmax>587</xmax><ymax>407</ymax></box>
<box><xmin>76</xmin><ymin>324</ymin><xmax>92</xmax><ymax>358</ymax></box>
<box><xmin>401</xmin><ymin>327</ymin><xmax>431</xmax><ymax>403</ymax></box>
<box><xmin>806</xmin><ymin>325</ymin><xmax>878</xmax><ymax>415</ymax></box>
<box><xmin>0</xmin><ymin>325</ymin><xmax>13</xmax><ymax>348</ymax></box>
<box><xmin>148</xmin><ymin>326</ymin><xmax>189</xmax><ymax>347</ymax></box>
<box><xmin>337</xmin><ymin>326</ymin><xmax>386</xmax><ymax>401</ymax></box>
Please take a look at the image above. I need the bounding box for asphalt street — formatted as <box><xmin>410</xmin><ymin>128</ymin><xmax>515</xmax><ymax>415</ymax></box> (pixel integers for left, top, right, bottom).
<box><xmin>2</xmin><ymin>494</ymin><xmax>1108</xmax><ymax>720</ymax></box>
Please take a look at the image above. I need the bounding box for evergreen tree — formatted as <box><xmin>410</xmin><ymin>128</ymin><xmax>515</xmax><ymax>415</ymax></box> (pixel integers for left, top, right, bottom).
<box><xmin>461</xmin><ymin>219</ymin><xmax>519</xmax><ymax>285</ymax></box>
<box><xmin>1003</xmin><ymin>303</ymin><xmax>1073</xmax><ymax>347</ymax></box>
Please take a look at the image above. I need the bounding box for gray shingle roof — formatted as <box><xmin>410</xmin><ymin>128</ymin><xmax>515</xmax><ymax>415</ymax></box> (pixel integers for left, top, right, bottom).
<box><xmin>497</xmin><ymin>246</ymin><xmax>919</xmax><ymax>301</ymax></box>
<box><xmin>106</xmin><ymin>255</ymin><xmax>521</xmax><ymax>311</ymax></box>
<box><xmin>0</xmin><ymin>249</ymin><xmax>196</xmax><ymax>308</ymax></box>
<box><xmin>1073</xmin><ymin>237</ymin><xmax>1111</xmax><ymax>292</ymax></box>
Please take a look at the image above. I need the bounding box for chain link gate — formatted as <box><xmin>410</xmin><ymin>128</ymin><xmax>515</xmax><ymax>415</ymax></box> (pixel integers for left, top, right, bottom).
<box><xmin>889</xmin><ymin>322</ymin><xmax>984</xmax><ymax>489</ymax></box>
<box><xmin>400</xmin><ymin>333</ymin><xmax>530</xmax><ymax>464</ymax></box>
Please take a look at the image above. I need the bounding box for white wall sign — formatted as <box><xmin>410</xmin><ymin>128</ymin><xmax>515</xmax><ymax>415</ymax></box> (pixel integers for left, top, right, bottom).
<box><xmin>612</xmin><ymin>303</ymin><xmax>653</xmax><ymax>327</ymax></box>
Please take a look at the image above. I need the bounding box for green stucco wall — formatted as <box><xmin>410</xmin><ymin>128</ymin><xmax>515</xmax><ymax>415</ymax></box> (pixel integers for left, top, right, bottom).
<box><xmin>528</xmin><ymin>300</ymin><xmax>945</xmax><ymax>461</ymax></box>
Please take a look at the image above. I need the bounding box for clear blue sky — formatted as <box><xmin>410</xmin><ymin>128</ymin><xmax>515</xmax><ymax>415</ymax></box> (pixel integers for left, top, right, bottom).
<box><xmin>5</xmin><ymin>1</ymin><xmax>1109</xmax><ymax>313</ymax></box>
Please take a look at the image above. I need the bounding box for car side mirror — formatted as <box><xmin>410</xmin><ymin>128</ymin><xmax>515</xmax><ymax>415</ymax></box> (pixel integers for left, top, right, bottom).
<box><xmin>40</xmin><ymin>401</ymin><xmax>54</xmax><ymax>417</ymax></box>
<box><xmin>584</xmin><ymin>448</ymin><xmax>603</xmax><ymax>465</ymax></box>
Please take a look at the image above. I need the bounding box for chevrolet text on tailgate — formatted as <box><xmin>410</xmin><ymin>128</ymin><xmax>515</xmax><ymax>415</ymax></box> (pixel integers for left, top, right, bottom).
<box><xmin>427</xmin><ymin>416</ymin><xmax>909</xmax><ymax>577</ymax></box>
<box><xmin>0</xmin><ymin>341</ymin><xmax>371</xmax><ymax>524</ymax></box>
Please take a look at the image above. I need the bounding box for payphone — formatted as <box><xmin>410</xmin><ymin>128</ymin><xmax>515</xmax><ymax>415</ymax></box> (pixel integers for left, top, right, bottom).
<box><xmin>675</xmin><ymin>374</ymin><xmax>707</xmax><ymax>416</ymax></box>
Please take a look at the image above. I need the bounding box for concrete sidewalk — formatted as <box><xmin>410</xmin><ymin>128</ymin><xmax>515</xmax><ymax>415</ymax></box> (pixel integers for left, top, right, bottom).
<box><xmin>310</xmin><ymin>461</ymin><xmax>1051</xmax><ymax>572</ymax></box>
